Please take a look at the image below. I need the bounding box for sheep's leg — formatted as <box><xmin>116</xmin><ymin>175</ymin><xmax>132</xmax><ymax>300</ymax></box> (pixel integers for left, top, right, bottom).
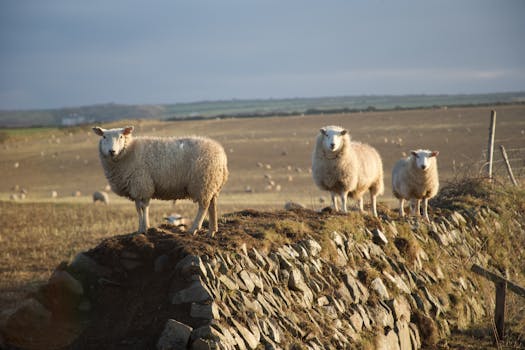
<box><xmin>358</xmin><ymin>197</ymin><xmax>364</xmax><ymax>213</ymax></box>
<box><xmin>208</xmin><ymin>195</ymin><xmax>218</xmax><ymax>237</ymax></box>
<box><xmin>340</xmin><ymin>192</ymin><xmax>348</xmax><ymax>213</ymax></box>
<box><xmin>398</xmin><ymin>199</ymin><xmax>404</xmax><ymax>217</ymax></box>
<box><xmin>370</xmin><ymin>191</ymin><xmax>378</xmax><ymax>217</ymax></box>
<box><xmin>411</xmin><ymin>199</ymin><xmax>421</xmax><ymax>217</ymax></box>
<box><xmin>330</xmin><ymin>192</ymin><xmax>339</xmax><ymax>211</ymax></box>
<box><xmin>422</xmin><ymin>198</ymin><xmax>430</xmax><ymax>222</ymax></box>
<box><xmin>143</xmin><ymin>199</ymin><xmax>150</xmax><ymax>231</ymax></box>
<box><xmin>189</xmin><ymin>201</ymin><xmax>210</xmax><ymax>235</ymax></box>
<box><xmin>135</xmin><ymin>199</ymin><xmax>146</xmax><ymax>233</ymax></box>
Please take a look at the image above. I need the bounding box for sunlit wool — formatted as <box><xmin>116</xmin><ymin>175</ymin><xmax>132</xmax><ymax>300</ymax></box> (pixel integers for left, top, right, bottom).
<box><xmin>93</xmin><ymin>126</ymin><xmax>228</xmax><ymax>236</ymax></box>
<box><xmin>312</xmin><ymin>125</ymin><xmax>384</xmax><ymax>217</ymax></box>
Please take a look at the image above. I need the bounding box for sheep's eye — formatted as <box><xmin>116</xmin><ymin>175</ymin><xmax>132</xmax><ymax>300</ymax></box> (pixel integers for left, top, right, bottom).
<box><xmin>119</xmin><ymin>135</ymin><xmax>123</xmax><ymax>139</ymax></box>
<box><xmin>102</xmin><ymin>135</ymin><xmax>106</xmax><ymax>139</ymax></box>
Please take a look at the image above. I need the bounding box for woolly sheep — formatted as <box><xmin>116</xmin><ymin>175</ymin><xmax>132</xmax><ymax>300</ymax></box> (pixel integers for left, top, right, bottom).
<box><xmin>312</xmin><ymin>125</ymin><xmax>384</xmax><ymax>216</ymax></box>
<box><xmin>392</xmin><ymin>149</ymin><xmax>439</xmax><ymax>221</ymax></box>
<box><xmin>92</xmin><ymin>126</ymin><xmax>228</xmax><ymax>236</ymax></box>
<box><xmin>92</xmin><ymin>191</ymin><xmax>109</xmax><ymax>205</ymax></box>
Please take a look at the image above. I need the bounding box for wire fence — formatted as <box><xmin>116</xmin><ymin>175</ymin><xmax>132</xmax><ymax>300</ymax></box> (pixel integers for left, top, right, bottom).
<box><xmin>480</xmin><ymin>146</ymin><xmax>525</xmax><ymax>185</ymax></box>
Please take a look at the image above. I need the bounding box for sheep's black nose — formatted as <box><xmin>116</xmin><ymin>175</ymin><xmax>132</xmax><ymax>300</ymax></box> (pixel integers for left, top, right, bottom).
<box><xmin>421</xmin><ymin>165</ymin><xmax>427</xmax><ymax>170</ymax></box>
<box><xmin>109</xmin><ymin>150</ymin><xmax>116</xmax><ymax>156</ymax></box>
<box><xmin>330</xmin><ymin>143</ymin><xmax>335</xmax><ymax>149</ymax></box>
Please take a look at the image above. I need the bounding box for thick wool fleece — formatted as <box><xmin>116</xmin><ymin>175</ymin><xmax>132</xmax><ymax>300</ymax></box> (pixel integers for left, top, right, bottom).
<box><xmin>99</xmin><ymin>135</ymin><xmax>228</xmax><ymax>207</ymax></box>
<box><xmin>392</xmin><ymin>154</ymin><xmax>439</xmax><ymax>200</ymax></box>
<box><xmin>312</xmin><ymin>132</ymin><xmax>384</xmax><ymax>200</ymax></box>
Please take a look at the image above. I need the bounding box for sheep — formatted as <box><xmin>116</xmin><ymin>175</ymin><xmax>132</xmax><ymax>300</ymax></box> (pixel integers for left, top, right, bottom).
<box><xmin>92</xmin><ymin>126</ymin><xmax>229</xmax><ymax>236</ymax></box>
<box><xmin>93</xmin><ymin>191</ymin><xmax>109</xmax><ymax>205</ymax></box>
<box><xmin>164</xmin><ymin>213</ymin><xmax>183</xmax><ymax>225</ymax></box>
<box><xmin>392</xmin><ymin>149</ymin><xmax>439</xmax><ymax>222</ymax></box>
<box><xmin>312</xmin><ymin>125</ymin><xmax>384</xmax><ymax>216</ymax></box>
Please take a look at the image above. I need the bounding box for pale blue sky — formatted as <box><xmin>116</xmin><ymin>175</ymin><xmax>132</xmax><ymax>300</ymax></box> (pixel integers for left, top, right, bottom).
<box><xmin>1</xmin><ymin>0</ymin><xmax>524</xmax><ymax>110</ymax></box>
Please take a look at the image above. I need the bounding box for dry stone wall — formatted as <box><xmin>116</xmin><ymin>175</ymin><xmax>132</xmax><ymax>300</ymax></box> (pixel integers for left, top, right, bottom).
<box><xmin>158</xmin><ymin>210</ymin><xmax>493</xmax><ymax>349</ymax></box>
<box><xmin>1</xmin><ymin>207</ymin><xmax>504</xmax><ymax>350</ymax></box>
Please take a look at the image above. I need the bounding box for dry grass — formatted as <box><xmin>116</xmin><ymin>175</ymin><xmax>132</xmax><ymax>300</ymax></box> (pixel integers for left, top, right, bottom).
<box><xmin>430</xmin><ymin>177</ymin><xmax>525</xmax><ymax>349</ymax></box>
<box><xmin>0</xmin><ymin>201</ymin><xmax>138</xmax><ymax>308</ymax></box>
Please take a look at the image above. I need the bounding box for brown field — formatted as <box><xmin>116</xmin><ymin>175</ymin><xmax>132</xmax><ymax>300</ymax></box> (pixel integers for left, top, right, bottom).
<box><xmin>1</xmin><ymin>105</ymin><xmax>524</xmax><ymax>345</ymax></box>
<box><xmin>2</xmin><ymin>105</ymin><xmax>524</xmax><ymax>206</ymax></box>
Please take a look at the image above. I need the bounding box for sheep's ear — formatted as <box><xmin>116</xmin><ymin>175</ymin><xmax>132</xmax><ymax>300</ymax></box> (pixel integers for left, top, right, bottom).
<box><xmin>410</xmin><ymin>151</ymin><xmax>418</xmax><ymax>158</ymax></box>
<box><xmin>431</xmin><ymin>151</ymin><xmax>439</xmax><ymax>157</ymax></box>
<box><xmin>92</xmin><ymin>127</ymin><xmax>104</xmax><ymax>136</ymax></box>
<box><xmin>320</xmin><ymin>128</ymin><xmax>327</xmax><ymax>136</ymax></box>
<box><xmin>123</xmin><ymin>126</ymin><xmax>134</xmax><ymax>135</ymax></box>
<box><xmin>340</xmin><ymin>129</ymin><xmax>348</xmax><ymax>136</ymax></box>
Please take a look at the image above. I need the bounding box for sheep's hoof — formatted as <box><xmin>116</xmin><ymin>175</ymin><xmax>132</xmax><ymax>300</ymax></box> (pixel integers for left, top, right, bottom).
<box><xmin>207</xmin><ymin>231</ymin><xmax>217</xmax><ymax>238</ymax></box>
<box><xmin>189</xmin><ymin>229</ymin><xmax>199</xmax><ymax>236</ymax></box>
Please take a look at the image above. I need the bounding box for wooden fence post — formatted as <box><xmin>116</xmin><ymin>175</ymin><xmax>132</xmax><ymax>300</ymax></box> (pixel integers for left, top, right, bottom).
<box><xmin>499</xmin><ymin>145</ymin><xmax>519</xmax><ymax>186</ymax></box>
<box><xmin>470</xmin><ymin>264</ymin><xmax>525</xmax><ymax>343</ymax></box>
<box><xmin>494</xmin><ymin>278</ymin><xmax>507</xmax><ymax>342</ymax></box>
<box><xmin>487</xmin><ymin>110</ymin><xmax>497</xmax><ymax>180</ymax></box>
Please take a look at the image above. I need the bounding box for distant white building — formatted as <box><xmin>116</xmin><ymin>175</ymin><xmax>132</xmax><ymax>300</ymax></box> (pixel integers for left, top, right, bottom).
<box><xmin>62</xmin><ymin>114</ymin><xmax>86</xmax><ymax>126</ymax></box>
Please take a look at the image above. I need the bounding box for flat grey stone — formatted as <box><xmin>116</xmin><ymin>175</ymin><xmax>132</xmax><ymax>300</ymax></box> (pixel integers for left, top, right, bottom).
<box><xmin>370</xmin><ymin>277</ymin><xmax>390</xmax><ymax>300</ymax></box>
<box><xmin>304</xmin><ymin>239</ymin><xmax>322</xmax><ymax>257</ymax></box>
<box><xmin>218</xmin><ymin>275</ymin><xmax>239</xmax><ymax>291</ymax></box>
<box><xmin>191</xmin><ymin>302</ymin><xmax>220</xmax><ymax>320</ymax></box>
<box><xmin>231</xmin><ymin>318</ymin><xmax>259</xmax><ymax>349</ymax></box>
<box><xmin>288</xmin><ymin>268</ymin><xmax>307</xmax><ymax>292</ymax></box>
<box><xmin>372</xmin><ymin>228</ymin><xmax>388</xmax><ymax>246</ymax></box>
<box><xmin>49</xmin><ymin>270</ymin><xmax>84</xmax><ymax>295</ymax></box>
<box><xmin>397</xmin><ymin>320</ymin><xmax>412</xmax><ymax>350</ymax></box>
<box><xmin>69</xmin><ymin>253</ymin><xmax>111</xmax><ymax>277</ymax></box>
<box><xmin>157</xmin><ymin>319</ymin><xmax>193</xmax><ymax>350</ymax></box>
<box><xmin>176</xmin><ymin>255</ymin><xmax>207</xmax><ymax>279</ymax></box>
<box><xmin>190</xmin><ymin>338</ymin><xmax>213</xmax><ymax>350</ymax></box>
<box><xmin>172</xmin><ymin>279</ymin><xmax>213</xmax><ymax>304</ymax></box>
<box><xmin>238</xmin><ymin>270</ymin><xmax>255</xmax><ymax>293</ymax></box>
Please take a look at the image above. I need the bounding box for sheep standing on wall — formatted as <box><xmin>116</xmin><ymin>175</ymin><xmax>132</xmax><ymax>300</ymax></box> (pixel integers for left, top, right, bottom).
<box><xmin>312</xmin><ymin>125</ymin><xmax>384</xmax><ymax>216</ymax></box>
<box><xmin>92</xmin><ymin>126</ymin><xmax>228</xmax><ymax>236</ymax></box>
<box><xmin>392</xmin><ymin>149</ymin><xmax>439</xmax><ymax>221</ymax></box>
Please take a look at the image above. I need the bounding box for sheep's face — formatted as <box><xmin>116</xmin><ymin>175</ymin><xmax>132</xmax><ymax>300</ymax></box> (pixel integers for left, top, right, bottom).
<box><xmin>411</xmin><ymin>150</ymin><xmax>439</xmax><ymax>170</ymax></box>
<box><xmin>93</xmin><ymin>126</ymin><xmax>134</xmax><ymax>160</ymax></box>
<box><xmin>320</xmin><ymin>127</ymin><xmax>348</xmax><ymax>153</ymax></box>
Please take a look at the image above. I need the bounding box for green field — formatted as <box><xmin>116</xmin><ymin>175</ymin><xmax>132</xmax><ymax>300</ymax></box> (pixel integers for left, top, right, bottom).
<box><xmin>1</xmin><ymin>92</ymin><xmax>524</xmax><ymax>127</ymax></box>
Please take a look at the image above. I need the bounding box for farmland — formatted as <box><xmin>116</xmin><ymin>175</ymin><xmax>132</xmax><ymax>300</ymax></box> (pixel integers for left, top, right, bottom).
<box><xmin>1</xmin><ymin>104</ymin><xmax>524</xmax><ymax>310</ymax></box>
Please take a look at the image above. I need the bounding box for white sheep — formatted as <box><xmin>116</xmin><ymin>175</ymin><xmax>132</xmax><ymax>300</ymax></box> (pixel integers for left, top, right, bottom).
<box><xmin>392</xmin><ymin>149</ymin><xmax>439</xmax><ymax>221</ymax></box>
<box><xmin>92</xmin><ymin>191</ymin><xmax>109</xmax><ymax>205</ymax></box>
<box><xmin>92</xmin><ymin>126</ymin><xmax>228</xmax><ymax>236</ymax></box>
<box><xmin>164</xmin><ymin>213</ymin><xmax>189</xmax><ymax>228</ymax></box>
<box><xmin>312</xmin><ymin>125</ymin><xmax>384</xmax><ymax>216</ymax></box>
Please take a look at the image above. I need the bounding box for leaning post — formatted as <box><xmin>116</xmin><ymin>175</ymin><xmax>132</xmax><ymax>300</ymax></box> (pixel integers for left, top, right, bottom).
<box><xmin>499</xmin><ymin>145</ymin><xmax>519</xmax><ymax>186</ymax></box>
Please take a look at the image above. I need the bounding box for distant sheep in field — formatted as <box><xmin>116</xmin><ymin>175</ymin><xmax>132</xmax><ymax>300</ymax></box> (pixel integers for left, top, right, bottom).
<box><xmin>312</xmin><ymin>125</ymin><xmax>384</xmax><ymax>216</ymax></box>
<box><xmin>392</xmin><ymin>149</ymin><xmax>439</xmax><ymax>222</ymax></box>
<box><xmin>92</xmin><ymin>126</ymin><xmax>228</xmax><ymax>236</ymax></box>
<box><xmin>164</xmin><ymin>213</ymin><xmax>189</xmax><ymax>228</ymax></box>
<box><xmin>92</xmin><ymin>191</ymin><xmax>109</xmax><ymax>205</ymax></box>
<box><xmin>51</xmin><ymin>190</ymin><xmax>58</xmax><ymax>199</ymax></box>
